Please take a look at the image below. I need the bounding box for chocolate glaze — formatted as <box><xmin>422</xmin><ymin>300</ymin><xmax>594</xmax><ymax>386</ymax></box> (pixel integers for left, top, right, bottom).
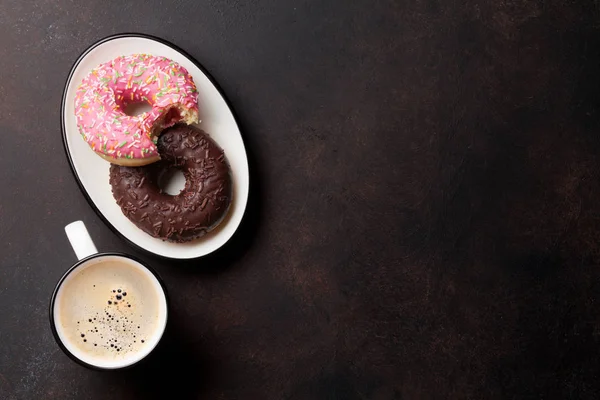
<box><xmin>109</xmin><ymin>124</ymin><xmax>232</xmax><ymax>242</ymax></box>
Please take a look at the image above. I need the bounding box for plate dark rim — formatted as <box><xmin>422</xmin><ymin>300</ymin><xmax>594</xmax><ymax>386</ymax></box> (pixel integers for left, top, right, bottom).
<box><xmin>61</xmin><ymin>33</ymin><xmax>248</xmax><ymax>261</ymax></box>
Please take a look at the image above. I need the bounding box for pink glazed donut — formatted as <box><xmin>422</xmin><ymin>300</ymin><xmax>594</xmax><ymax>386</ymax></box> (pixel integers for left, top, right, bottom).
<box><xmin>74</xmin><ymin>54</ymin><xmax>199</xmax><ymax>166</ymax></box>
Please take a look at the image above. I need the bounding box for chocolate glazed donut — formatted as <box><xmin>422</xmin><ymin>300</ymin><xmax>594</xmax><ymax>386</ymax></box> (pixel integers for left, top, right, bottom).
<box><xmin>109</xmin><ymin>124</ymin><xmax>232</xmax><ymax>243</ymax></box>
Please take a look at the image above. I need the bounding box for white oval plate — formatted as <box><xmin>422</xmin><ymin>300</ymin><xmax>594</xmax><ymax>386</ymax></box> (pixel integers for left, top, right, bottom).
<box><xmin>62</xmin><ymin>34</ymin><xmax>249</xmax><ymax>260</ymax></box>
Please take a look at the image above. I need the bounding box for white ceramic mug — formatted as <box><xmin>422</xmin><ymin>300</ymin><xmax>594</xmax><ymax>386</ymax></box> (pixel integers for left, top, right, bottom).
<box><xmin>49</xmin><ymin>221</ymin><xmax>169</xmax><ymax>370</ymax></box>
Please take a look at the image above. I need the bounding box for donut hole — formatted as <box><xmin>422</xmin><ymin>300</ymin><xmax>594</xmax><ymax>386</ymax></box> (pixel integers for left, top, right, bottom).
<box><xmin>122</xmin><ymin>101</ymin><xmax>152</xmax><ymax>116</ymax></box>
<box><xmin>157</xmin><ymin>167</ymin><xmax>186</xmax><ymax>196</ymax></box>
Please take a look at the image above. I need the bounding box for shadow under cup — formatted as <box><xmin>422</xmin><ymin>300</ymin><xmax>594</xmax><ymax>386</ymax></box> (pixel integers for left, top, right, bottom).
<box><xmin>50</xmin><ymin>252</ymin><xmax>169</xmax><ymax>370</ymax></box>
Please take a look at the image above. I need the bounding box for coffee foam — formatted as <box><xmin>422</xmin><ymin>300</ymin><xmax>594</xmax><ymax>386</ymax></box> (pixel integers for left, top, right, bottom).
<box><xmin>53</xmin><ymin>255</ymin><xmax>167</xmax><ymax>368</ymax></box>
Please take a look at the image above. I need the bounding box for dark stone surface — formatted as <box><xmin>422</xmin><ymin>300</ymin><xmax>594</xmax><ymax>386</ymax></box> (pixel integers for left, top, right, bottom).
<box><xmin>1</xmin><ymin>0</ymin><xmax>600</xmax><ymax>398</ymax></box>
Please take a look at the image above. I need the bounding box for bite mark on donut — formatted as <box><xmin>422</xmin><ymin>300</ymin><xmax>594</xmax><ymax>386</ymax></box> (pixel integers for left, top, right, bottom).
<box><xmin>149</xmin><ymin>104</ymin><xmax>199</xmax><ymax>148</ymax></box>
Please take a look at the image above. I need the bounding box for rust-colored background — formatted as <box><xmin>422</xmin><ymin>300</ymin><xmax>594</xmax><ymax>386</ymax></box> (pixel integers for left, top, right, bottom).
<box><xmin>1</xmin><ymin>0</ymin><xmax>600</xmax><ymax>398</ymax></box>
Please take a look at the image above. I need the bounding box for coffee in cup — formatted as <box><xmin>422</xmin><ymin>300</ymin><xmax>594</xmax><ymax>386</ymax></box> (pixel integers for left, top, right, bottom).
<box><xmin>50</xmin><ymin>221</ymin><xmax>168</xmax><ymax>369</ymax></box>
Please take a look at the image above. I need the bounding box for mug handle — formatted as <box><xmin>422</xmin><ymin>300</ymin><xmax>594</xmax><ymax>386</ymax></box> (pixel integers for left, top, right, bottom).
<box><xmin>65</xmin><ymin>221</ymin><xmax>98</xmax><ymax>260</ymax></box>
